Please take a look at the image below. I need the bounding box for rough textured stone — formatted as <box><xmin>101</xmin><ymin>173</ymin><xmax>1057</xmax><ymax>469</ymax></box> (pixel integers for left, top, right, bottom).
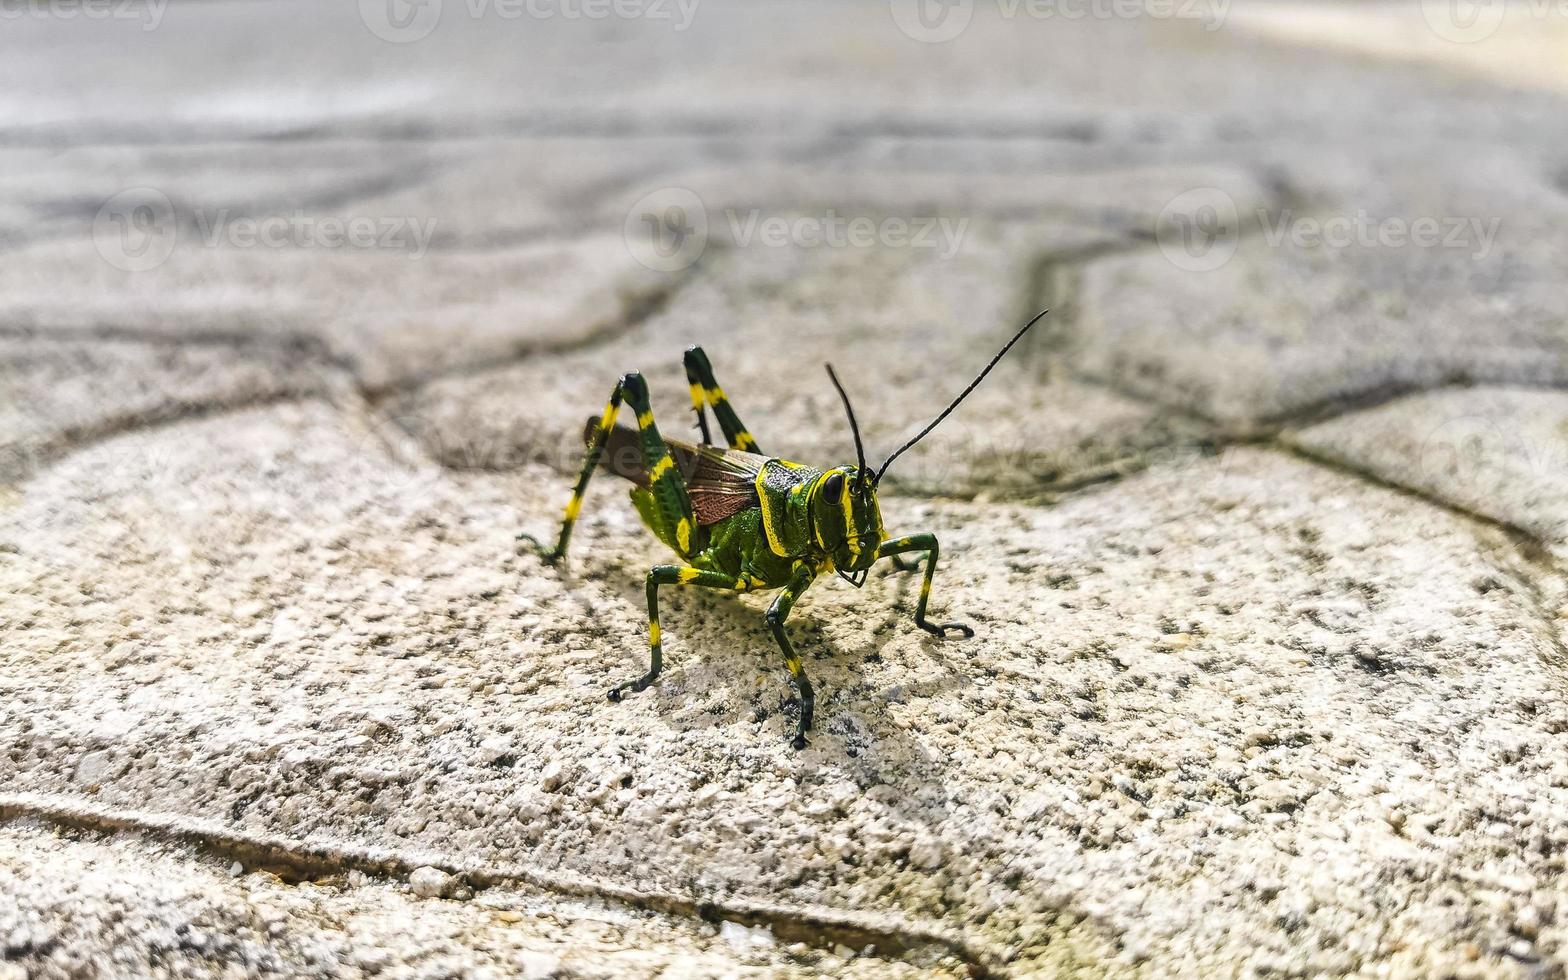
<box><xmin>0</xmin><ymin>142</ymin><xmax>452</xmax><ymax>253</ymax></box>
<box><xmin>0</xmin><ymin>337</ymin><xmax>335</xmax><ymax>482</ymax></box>
<box><xmin>1289</xmin><ymin>386</ymin><xmax>1568</xmax><ymax>548</ymax></box>
<box><xmin>1074</xmin><ymin>146</ymin><xmax>1568</xmax><ymax>426</ymax></box>
<box><xmin>5</xmin><ymin>404</ymin><xmax>1566</xmax><ymax>975</ymax></box>
<box><xmin>0</xmin><ymin>823</ymin><xmax>937</xmax><ymax>978</ymax></box>
<box><xmin>0</xmin><ymin>232</ymin><xmax>669</xmax><ymax>390</ymax></box>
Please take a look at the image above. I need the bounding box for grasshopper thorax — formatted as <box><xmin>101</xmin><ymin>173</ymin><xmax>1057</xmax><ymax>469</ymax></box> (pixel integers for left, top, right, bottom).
<box><xmin>809</xmin><ymin>465</ymin><xmax>885</xmax><ymax>587</ymax></box>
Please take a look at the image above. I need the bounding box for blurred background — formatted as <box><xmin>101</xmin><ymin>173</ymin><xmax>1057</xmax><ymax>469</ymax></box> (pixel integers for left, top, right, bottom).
<box><xmin>5</xmin><ymin>0</ymin><xmax>1568</xmax><ymax>505</ymax></box>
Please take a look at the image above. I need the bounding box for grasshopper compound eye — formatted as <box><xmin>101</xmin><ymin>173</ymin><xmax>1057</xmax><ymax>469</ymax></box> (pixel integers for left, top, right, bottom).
<box><xmin>822</xmin><ymin>472</ymin><xmax>844</xmax><ymax>500</ymax></box>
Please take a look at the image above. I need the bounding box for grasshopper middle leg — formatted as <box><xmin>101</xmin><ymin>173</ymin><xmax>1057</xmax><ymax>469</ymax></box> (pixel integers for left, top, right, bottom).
<box><xmin>610</xmin><ymin>564</ymin><xmax>759</xmax><ymax>702</ymax></box>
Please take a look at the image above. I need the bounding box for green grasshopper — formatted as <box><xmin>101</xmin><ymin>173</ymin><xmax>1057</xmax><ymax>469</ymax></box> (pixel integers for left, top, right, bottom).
<box><xmin>521</xmin><ymin>311</ymin><xmax>1046</xmax><ymax>749</ymax></box>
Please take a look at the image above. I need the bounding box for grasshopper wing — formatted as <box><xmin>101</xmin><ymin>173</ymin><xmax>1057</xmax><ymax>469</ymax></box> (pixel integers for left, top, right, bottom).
<box><xmin>587</xmin><ymin>418</ymin><xmax>765</xmax><ymax>525</ymax></box>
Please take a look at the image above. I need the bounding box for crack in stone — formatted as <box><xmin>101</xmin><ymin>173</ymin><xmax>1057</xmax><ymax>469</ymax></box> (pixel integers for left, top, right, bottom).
<box><xmin>1</xmin><ymin>388</ymin><xmax>333</xmax><ymax>486</ymax></box>
<box><xmin>1000</xmin><ymin>166</ymin><xmax>1568</xmax><ymax>559</ymax></box>
<box><xmin>0</xmin><ymin>793</ymin><xmax>999</xmax><ymax>976</ymax></box>
<box><xmin>0</xmin><ymin>156</ymin><xmax>454</xmax><ymax>262</ymax></box>
<box><xmin>364</xmin><ymin>257</ymin><xmax>703</xmax><ymax>404</ymax></box>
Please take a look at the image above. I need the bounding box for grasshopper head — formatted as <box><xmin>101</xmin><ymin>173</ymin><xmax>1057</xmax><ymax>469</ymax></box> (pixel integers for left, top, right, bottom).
<box><xmin>816</xmin><ymin>312</ymin><xmax>1045</xmax><ymax>588</ymax></box>
<box><xmin>810</xmin><ymin>466</ymin><xmax>885</xmax><ymax>587</ymax></box>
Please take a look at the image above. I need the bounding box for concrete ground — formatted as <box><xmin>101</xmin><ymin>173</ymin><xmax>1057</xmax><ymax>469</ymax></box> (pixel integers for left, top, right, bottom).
<box><xmin>4</xmin><ymin>2</ymin><xmax>1568</xmax><ymax>977</ymax></box>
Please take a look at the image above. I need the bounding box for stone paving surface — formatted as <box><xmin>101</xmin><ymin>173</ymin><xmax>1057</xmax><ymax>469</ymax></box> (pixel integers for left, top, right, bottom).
<box><xmin>4</xmin><ymin>3</ymin><xmax>1568</xmax><ymax>978</ymax></box>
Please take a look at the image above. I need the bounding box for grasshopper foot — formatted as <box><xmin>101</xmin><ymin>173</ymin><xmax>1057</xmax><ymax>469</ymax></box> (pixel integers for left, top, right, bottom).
<box><xmin>919</xmin><ymin>620</ymin><xmax>975</xmax><ymax>640</ymax></box>
<box><xmin>607</xmin><ymin>675</ymin><xmax>655</xmax><ymax>702</ymax></box>
<box><xmin>791</xmin><ymin>732</ymin><xmax>808</xmax><ymax>751</ymax></box>
<box><xmin>516</xmin><ymin>533</ymin><xmax>562</xmax><ymax>565</ymax></box>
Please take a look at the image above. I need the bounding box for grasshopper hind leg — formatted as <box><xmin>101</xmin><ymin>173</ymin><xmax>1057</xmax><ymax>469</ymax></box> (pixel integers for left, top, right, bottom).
<box><xmin>522</xmin><ymin>371</ymin><xmax>706</xmax><ymax>564</ymax></box>
<box><xmin>684</xmin><ymin>346</ymin><xmax>761</xmax><ymax>453</ymax></box>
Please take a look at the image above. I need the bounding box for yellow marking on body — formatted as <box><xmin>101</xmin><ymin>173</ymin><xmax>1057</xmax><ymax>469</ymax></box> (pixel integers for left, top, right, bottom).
<box><xmin>705</xmin><ymin>386</ymin><xmax>725</xmax><ymax>402</ymax></box>
<box><xmin>676</xmin><ymin>517</ymin><xmax>692</xmax><ymax>552</ymax></box>
<box><xmin>637</xmin><ymin>410</ymin><xmax>655</xmax><ymax>429</ymax></box>
<box><xmin>600</xmin><ymin>400</ymin><xmax>619</xmax><ymax>421</ymax></box>
<box><xmin>777</xmin><ymin>459</ymin><xmax>805</xmax><ymax>470</ymax></box>
<box><xmin>785</xmin><ymin>655</ymin><xmax>802</xmax><ymax>674</ymax></box>
<box><xmin>678</xmin><ymin>567</ymin><xmax>701</xmax><ymax>583</ymax></box>
<box><xmin>754</xmin><ymin>462</ymin><xmax>788</xmax><ymax>556</ymax></box>
<box><xmin>564</xmin><ymin>495</ymin><xmax>582</xmax><ymax>521</ymax></box>
<box><xmin>809</xmin><ymin>474</ymin><xmax>830</xmax><ymax>551</ymax></box>
<box><xmin>649</xmin><ymin>455</ymin><xmax>675</xmax><ymax>480</ymax></box>
<box><xmin>842</xmin><ymin>478</ymin><xmax>859</xmax><ymax>557</ymax></box>
<box><xmin>648</xmin><ymin>621</ymin><xmax>662</xmax><ymax>646</ymax></box>
<box><xmin>735</xmin><ymin>431</ymin><xmax>756</xmax><ymax>450</ymax></box>
<box><xmin>689</xmin><ymin>383</ymin><xmax>706</xmax><ymax>405</ymax></box>
<box><xmin>734</xmin><ymin>578</ymin><xmax>749</xmax><ymax>590</ymax></box>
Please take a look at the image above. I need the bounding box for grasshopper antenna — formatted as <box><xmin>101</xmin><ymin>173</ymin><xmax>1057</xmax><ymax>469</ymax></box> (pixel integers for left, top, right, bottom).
<box><xmin>874</xmin><ymin>309</ymin><xmax>1049</xmax><ymax>485</ymax></box>
<box><xmin>824</xmin><ymin>363</ymin><xmax>868</xmax><ymax>480</ymax></box>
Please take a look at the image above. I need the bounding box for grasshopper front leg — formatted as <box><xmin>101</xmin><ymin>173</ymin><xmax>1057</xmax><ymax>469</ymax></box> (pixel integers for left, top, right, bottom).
<box><xmin>876</xmin><ymin>534</ymin><xmax>974</xmax><ymax>639</ymax></box>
